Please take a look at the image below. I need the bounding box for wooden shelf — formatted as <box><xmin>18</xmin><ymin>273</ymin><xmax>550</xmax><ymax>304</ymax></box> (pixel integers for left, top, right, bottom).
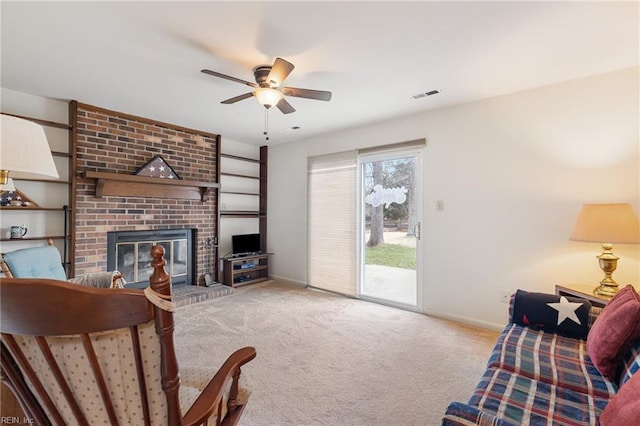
<box><xmin>220</xmin><ymin>210</ymin><xmax>265</xmax><ymax>218</ymax></box>
<box><xmin>0</xmin><ymin>206</ymin><xmax>68</xmax><ymax>211</ymax></box>
<box><xmin>11</xmin><ymin>178</ymin><xmax>71</xmax><ymax>185</ymax></box>
<box><xmin>1</xmin><ymin>112</ymin><xmax>71</xmax><ymax>130</ymax></box>
<box><xmin>221</xmin><ymin>153</ymin><xmax>262</xmax><ymax>164</ymax></box>
<box><xmin>1</xmin><ymin>235</ymin><xmax>67</xmax><ymax>242</ymax></box>
<box><xmin>220</xmin><ymin>191</ymin><xmax>260</xmax><ymax>196</ymax></box>
<box><xmin>0</xmin><ymin>205</ymin><xmax>69</xmax><ymax>211</ymax></box>
<box><xmin>1</xmin><ymin>111</ymin><xmax>74</xmax><ymax>276</ymax></box>
<box><xmin>220</xmin><ymin>172</ymin><xmax>264</xmax><ymax>181</ymax></box>
<box><xmin>82</xmin><ymin>171</ymin><xmax>220</xmax><ymax>201</ymax></box>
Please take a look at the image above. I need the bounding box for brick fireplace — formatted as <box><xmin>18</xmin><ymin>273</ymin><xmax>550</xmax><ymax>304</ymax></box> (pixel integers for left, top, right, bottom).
<box><xmin>71</xmin><ymin>102</ymin><xmax>219</xmax><ymax>285</ymax></box>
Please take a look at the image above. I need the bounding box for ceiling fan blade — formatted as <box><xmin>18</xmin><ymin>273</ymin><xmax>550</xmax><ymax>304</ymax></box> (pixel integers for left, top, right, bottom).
<box><xmin>276</xmin><ymin>98</ymin><xmax>296</xmax><ymax>114</ymax></box>
<box><xmin>267</xmin><ymin>58</ymin><xmax>294</xmax><ymax>87</ymax></box>
<box><xmin>201</xmin><ymin>69</ymin><xmax>258</xmax><ymax>88</ymax></box>
<box><xmin>221</xmin><ymin>92</ymin><xmax>254</xmax><ymax>104</ymax></box>
<box><xmin>282</xmin><ymin>87</ymin><xmax>332</xmax><ymax>101</ymax></box>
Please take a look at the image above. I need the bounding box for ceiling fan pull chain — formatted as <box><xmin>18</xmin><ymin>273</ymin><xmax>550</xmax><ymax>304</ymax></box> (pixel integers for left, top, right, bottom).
<box><xmin>264</xmin><ymin>109</ymin><xmax>269</xmax><ymax>141</ymax></box>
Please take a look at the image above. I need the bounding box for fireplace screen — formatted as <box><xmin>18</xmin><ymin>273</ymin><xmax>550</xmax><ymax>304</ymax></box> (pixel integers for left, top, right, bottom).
<box><xmin>115</xmin><ymin>239</ymin><xmax>187</xmax><ymax>284</ymax></box>
<box><xmin>107</xmin><ymin>229</ymin><xmax>194</xmax><ymax>288</ymax></box>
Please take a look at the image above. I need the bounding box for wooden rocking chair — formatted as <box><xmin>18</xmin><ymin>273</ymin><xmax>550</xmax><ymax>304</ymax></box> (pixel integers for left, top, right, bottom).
<box><xmin>1</xmin><ymin>245</ymin><xmax>256</xmax><ymax>425</ymax></box>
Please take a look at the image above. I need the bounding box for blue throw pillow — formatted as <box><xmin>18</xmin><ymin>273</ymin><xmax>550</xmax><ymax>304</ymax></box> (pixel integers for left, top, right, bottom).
<box><xmin>3</xmin><ymin>245</ymin><xmax>67</xmax><ymax>281</ymax></box>
<box><xmin>511</xmin><ymin>289</ymin><xmax>591</xmax><ymax>339</ymax></box>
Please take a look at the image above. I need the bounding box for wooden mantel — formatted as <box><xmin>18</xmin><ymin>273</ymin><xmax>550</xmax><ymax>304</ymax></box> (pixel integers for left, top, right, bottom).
<box><xmin>82</xmin><ymin>171</ymin><xmax>219</xmax><ymax>201</ymax></box>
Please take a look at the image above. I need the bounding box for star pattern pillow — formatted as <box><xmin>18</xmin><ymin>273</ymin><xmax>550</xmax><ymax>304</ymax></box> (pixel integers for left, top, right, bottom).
<box><xmin>511</xmin><ymin>289</ymin><xmax>592</xmax><ymax>339</ymax></box>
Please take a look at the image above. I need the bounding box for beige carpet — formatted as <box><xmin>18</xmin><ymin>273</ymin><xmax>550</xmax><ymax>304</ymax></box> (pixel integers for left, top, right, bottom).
<box><xmin>173</xmin><ymin>281</ymin><xmax>500</xmax><ymax>426</ymax></box>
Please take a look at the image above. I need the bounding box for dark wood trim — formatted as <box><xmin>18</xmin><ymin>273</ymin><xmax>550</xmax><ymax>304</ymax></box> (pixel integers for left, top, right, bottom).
<box><xmin>0</xmin><ymin>112</ymin><xmax>71</xmax><ymax>130</ymax></box>
<box><xmin>51</xmin><ymin>151</ymin><xmax>72</xmax><ymax>158</ymax></box>
<box><xmin>259</xmin><ymin>146</ymin><xmax>268</xmax><ymax>254</ymax></box>
<box><xmin>75</xmin><ymin>102</ymin><xmax>219</xmax><ymax>140</ymax></box>
<box><xmin>69</xmin><ymin>100</ymin><xmax>78</xmax><ymax>278</ymax></box>
<box><xmin>81</xmin><ymin>171</ymin><xmax>220</xmax><ymax>201</ymax></box>
<box><xmin>215</xmin><ymin>135</ymin><xmax>222</xmax><ymax>282</ymax></box>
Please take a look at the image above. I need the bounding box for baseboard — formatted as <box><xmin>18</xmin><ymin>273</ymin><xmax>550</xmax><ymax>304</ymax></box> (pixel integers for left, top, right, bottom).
<box><xmin>269</xmin><ymin>274</ymin><xmax>307</xmax><ymax>287</ymax></box>
<box><xmin>426</xmin><ymin>310</ymin><xmax>505</xmax><ymax>332</ymax></box>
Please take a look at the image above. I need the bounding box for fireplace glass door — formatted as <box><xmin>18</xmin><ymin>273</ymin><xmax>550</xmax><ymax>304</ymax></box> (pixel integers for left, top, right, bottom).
<box><xmin>116</xmin><ymin>239</ymin><xmax>187</xmax><ymax>284</ymax></box>
<box><xmin>107</xmin><ymin>229</ymin><xmax>194</xmax><ymax>288</ymax></box>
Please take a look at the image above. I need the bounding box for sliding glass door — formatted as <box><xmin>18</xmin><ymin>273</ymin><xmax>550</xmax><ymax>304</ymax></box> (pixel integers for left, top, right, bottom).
<box><xmin>358</xmin><ymin>148</ymin><xmax>423</xmax><ymax>309</ymax></box>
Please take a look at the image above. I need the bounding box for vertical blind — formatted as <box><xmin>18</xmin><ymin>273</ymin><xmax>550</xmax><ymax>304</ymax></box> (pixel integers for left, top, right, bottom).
<box><xmin>307</xmin><ymin>150</ymin><xmax>358</xmax><ymax>296</ymax></box>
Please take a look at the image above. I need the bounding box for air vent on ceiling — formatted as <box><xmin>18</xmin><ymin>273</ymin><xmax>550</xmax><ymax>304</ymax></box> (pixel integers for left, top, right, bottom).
<box><xmin>412</xmin><ymin>90</ymin><xmax>440</xmax><ymax>100</ymax></box>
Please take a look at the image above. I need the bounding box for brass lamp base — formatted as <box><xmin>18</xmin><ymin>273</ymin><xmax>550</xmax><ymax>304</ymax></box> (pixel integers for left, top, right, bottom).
<box><xmin>0</xmin><ymin>169</ymin><xmax>9</xmax><ymax>186</ymax></box>
<box><xmin>593</xmin><ymin>283</ymin><xmax>618</xmax><ymax>298</ymax></box>
<box><xmin>592</xmin><ymin>244</ymin><xmax>619</xmax><ymax>298</ymax></box>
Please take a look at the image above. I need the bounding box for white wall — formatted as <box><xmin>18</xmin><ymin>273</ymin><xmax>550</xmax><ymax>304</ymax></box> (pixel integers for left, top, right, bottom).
<box><xmin>268</xmin><ymin>67</ymin><xmax>640</xmax><ymax>329</ymax></box>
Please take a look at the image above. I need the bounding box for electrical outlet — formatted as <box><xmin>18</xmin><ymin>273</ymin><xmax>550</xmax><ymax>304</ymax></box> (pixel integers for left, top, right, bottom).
<box><xmin>500</xmin><ymin>290</ymin><xmax>511</xmax><ymax>304</ymax></box>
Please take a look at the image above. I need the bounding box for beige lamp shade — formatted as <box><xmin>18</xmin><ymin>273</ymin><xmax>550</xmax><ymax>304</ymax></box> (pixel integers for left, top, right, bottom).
<box><xmin>1</xmin><ymin>114</ymin><xmax>59</xmax><ymax>180</ymax></box>
<box><xmin>570</xmin><ymin>203</ymin><xmax>640</xmax><ymax>244</ymax></box>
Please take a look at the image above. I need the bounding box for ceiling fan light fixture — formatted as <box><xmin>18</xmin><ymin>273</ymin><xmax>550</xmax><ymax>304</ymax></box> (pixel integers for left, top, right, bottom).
<box><xmin>254</xmin><ymin>88</ymin><xmax>283</xmax><ymax>109</ymax></box>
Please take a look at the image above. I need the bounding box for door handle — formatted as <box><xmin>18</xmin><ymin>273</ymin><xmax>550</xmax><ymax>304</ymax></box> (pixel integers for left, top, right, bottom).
<box><xmin>413</xmin><ymin>222</ymin><xmax>421</xmax><ymax>240</ymax></box>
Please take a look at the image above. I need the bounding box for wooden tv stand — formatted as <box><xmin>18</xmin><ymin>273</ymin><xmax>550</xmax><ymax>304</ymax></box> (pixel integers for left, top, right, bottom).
<box><xmin>222</xmin><ymin>253</ymin><xmax>269</xmax><ymax>287</ymax></box>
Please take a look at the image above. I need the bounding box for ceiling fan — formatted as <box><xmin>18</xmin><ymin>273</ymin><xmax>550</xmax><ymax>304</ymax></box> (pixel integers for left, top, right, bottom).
<box><xmin>201</xmin><ymin>57</ymin><xmax>332</xmax><ymax>114</ymax></box>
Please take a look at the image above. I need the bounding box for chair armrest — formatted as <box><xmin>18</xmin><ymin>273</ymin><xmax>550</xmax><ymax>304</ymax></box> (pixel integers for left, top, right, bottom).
<box><xmin>182</xmin><ymin>346</ymin><xmax>257</xmax><ymax>426</ymax></box>
<box><xmin>443</xmin><ymin>402</ymin><xmax>517</xmax><ymax>426</ymax></box>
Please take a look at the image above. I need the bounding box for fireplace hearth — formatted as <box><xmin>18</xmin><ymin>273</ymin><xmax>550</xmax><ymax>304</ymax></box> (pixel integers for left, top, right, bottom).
<box><xmin>107</xmin><ymin>229</ymin><xmax>195</xmax><ymax>288</ymax></box>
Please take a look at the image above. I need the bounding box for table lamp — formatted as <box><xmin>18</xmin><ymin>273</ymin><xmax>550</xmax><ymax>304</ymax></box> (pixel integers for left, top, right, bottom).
<box><xmin>570</xmin><ymin>203</ymin><xmax>640</xmax><ymax>297</ymax></box>
<box><xmin>1</xmin><ymin>114</ymin><xmax>59</xmax><ymax>190</ymax></box>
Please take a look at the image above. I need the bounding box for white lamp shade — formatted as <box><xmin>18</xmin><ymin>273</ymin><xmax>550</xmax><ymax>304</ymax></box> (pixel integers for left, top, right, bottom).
<box><xmin>253</xmin><ymin>88</ymin><xmax>283</xmax><ymax>108</ymax></box>
<box><xmin>570</xmin><ymin>203</ymin><xmax>640</xmax><ymax>244</ymax></box>
<box><xmin>1</xmin><ymin>114</ymin><xmax>59</xmax><ymax>180</ymax></box>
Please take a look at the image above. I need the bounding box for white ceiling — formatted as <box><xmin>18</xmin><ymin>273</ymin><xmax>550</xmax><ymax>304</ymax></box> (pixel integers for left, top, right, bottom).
<box><xmin>2</xmin><ymin>1</ymin><xmax>638</xmax><ymax>146</ymax></box>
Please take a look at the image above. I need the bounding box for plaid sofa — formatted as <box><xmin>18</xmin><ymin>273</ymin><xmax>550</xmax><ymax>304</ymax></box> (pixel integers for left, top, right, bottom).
<box><xmin>442</xmin><ymin>303</ymin><xmax>640</xmax><ymax>425</ymax></box>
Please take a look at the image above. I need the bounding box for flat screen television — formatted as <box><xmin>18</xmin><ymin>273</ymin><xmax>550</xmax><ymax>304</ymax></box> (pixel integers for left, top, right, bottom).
<box><xmin>231</xmin><ymin>233</ymin><xmax>261</xmax><ymax>256</ymax></box>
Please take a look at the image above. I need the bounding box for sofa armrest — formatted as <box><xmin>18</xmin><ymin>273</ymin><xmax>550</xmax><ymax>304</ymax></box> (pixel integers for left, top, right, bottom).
<box><xmin>443</xmin><ymin>402</ymin><xmax>517</xmax><ymax>426</ymax></box>
<box><xmin>68</xmin><ymin>271</ymin><xmax>125</xmax><ymax>288</ymax></box>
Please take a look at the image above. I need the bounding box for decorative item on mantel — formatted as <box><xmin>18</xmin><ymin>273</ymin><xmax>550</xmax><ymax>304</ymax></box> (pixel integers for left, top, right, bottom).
<box><xmin>570</xmin><ymin>203</ymin><xmax>640</xmax><ymax>298</ymax></box>
<box><xmin>135</xmin><ymin>155</ymin><xmax>181</xmax><ymax>179</ymax></box>
<box><xmin>0</xmin><ymin>188</ymin><xmax>39</xmax><ymax>208</ymax></box>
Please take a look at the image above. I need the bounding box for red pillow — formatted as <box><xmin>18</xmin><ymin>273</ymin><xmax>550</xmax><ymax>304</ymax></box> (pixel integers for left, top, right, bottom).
<box><xmin>587</xmin><ymin>285</ymin><xmax>640</xmax><ymax>380</ymax></box>
<box><xmin>600</xmin><ymin>370</ymin><xmax>640</xmax><ymax>425</ymax></box>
